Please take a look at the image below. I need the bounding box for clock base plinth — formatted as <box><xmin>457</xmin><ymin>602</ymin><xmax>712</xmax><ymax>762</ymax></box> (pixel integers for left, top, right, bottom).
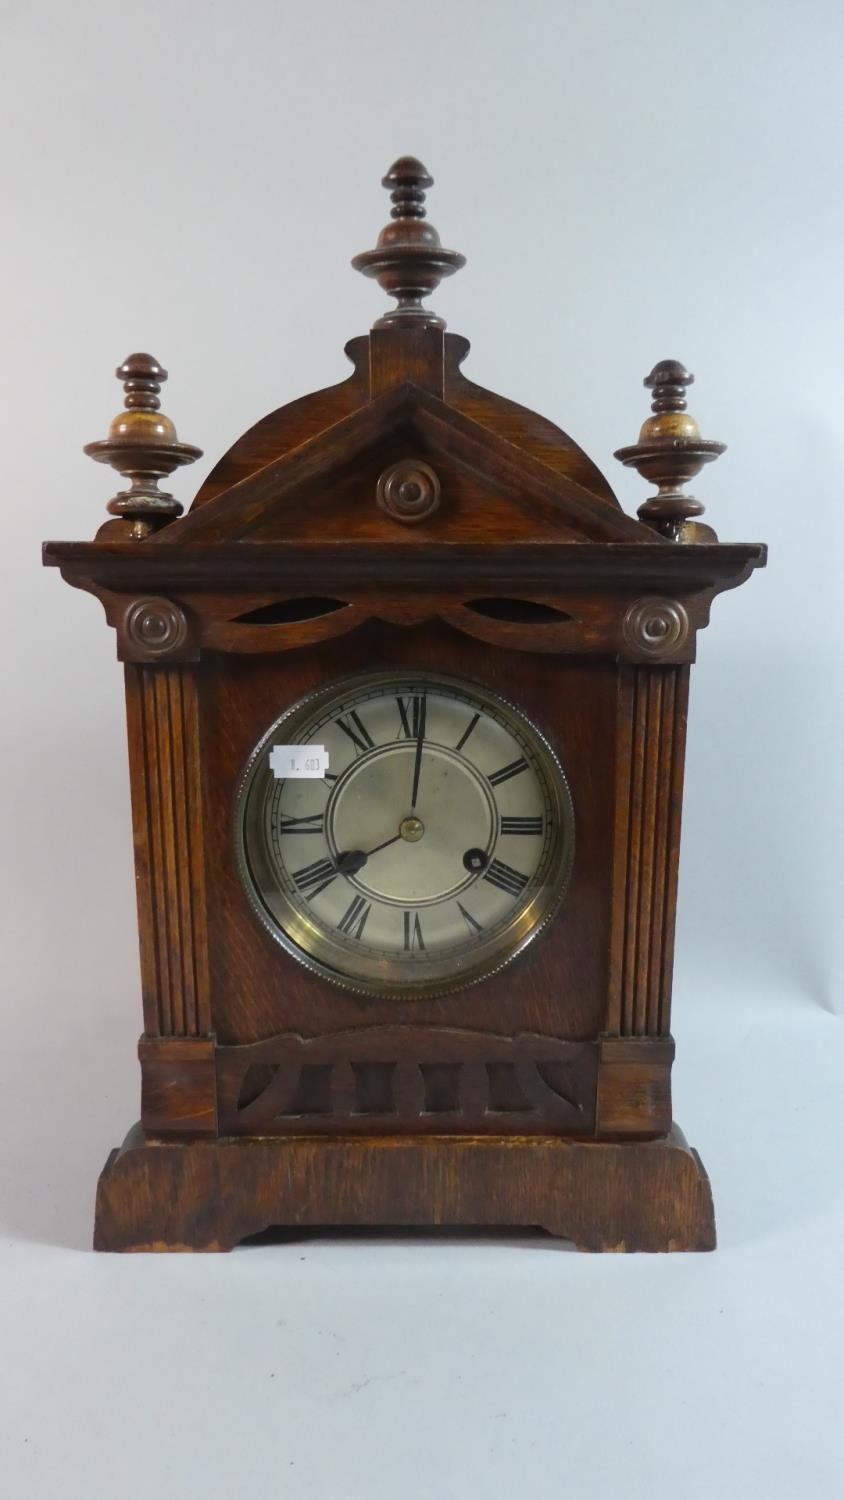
<box><xmin>93</xmin><ymin>1124</ymin><xmax>715</xmax><ymax>1253</ymax></box>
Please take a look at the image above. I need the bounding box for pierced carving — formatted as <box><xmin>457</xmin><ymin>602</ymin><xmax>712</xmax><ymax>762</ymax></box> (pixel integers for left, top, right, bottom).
<box><xmin>376</xmin><ymin>458</ymin><xmax>441</xmax><ymax>523</ymax></box>
<box><xmin>440</xmin><ymin>598</ymin><xmax>588</xmax><ymax>655</ymax></box>
<box><xmin>202</xmin><ymin>599</ymin><xmax>365</xmax><ymax>653</ymax></box>
<box><xmin>622</xmin><ymin>597</ymin><xmax>689</xmax><ymax>660</ymax></box>
<box><xmin>122</xmin><ymin>596</ymin><xmax>190</xmax><ymax>659</ymax></box>
<box><xmin>216</xmin><ymin>1027</ymin><xmax>597</xmax><ymax>1136</ymax></box>
<box><xmin>465</xmin><ymin>598</ymin><xmax>574</xmax><ymax>624</ymax></box>
<box><xmin>231</xmin><ymin>598</ymin><xmax>349</xmax><ymax>625</ymax></box>
<box><xmin>92</xmin><ymin>584</ymin><xmax>697</xmax><ymax>663</ymax></box>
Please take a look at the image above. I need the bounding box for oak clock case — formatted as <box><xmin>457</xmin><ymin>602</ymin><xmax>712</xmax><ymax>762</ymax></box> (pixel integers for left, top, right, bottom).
<box><xmin>42</xmin><ymin>155</ymin><xmax>766</xmax><ymax>1253</ymax></box>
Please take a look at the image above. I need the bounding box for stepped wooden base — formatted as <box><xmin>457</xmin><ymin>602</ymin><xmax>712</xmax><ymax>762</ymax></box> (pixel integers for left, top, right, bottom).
<box><xmin>93</xmin><ymin>1123</ymin><xmax>715</xmax><ymax>1252</ymax></box>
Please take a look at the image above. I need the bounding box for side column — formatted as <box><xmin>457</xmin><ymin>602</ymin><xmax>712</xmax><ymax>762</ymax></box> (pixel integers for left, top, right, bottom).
<box><xmin>124</xmin><ymin>664</ymin><xmax>217</xmax><ymax>1133</ymax></box>
<box><xmin>598</xmin><ymin>663</ymin><xmax>690</xmax><ymax>1136</ymax></box>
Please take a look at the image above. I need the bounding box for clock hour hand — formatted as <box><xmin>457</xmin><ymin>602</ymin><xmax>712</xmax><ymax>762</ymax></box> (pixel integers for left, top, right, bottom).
<box><xmin>335</xmin><ymin>849</ymin><xmax>368</xmax><ymax>876</ymax></box>
<box><xmin>335</xmin><ymin>832</ymin><xmax>403</xmax><ymax>876</ymax></box>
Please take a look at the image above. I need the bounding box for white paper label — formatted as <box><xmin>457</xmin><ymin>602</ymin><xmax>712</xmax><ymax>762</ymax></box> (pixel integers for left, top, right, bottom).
<box><xmin>269</xmin><ymin>744</ymin><xmax>330</xmax><ymax>780</ymax></box>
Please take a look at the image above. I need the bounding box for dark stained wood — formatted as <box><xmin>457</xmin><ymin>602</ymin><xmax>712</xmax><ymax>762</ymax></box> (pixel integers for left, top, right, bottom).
<box><xmin>615</xmin><ymin>360</ymin><xmax>726</xmax><ymax>542</ymax></box>
<box><xmin>145</xmin><ymin>382</ymin><xmax>659</xmax><ymax>547</ymax></box>
<box><xmin>595</xmin><ymin>1037</ymin><xmax>674</xmax><ymax>1137</ymax></box>
<box><xmin>186</xmin><ymin>332</ymin><xmax>623</xmax><ymax>512</ymax></box>
<box><xmin>94</xmin><ymin>1123</ymin><xmax>716</xmax><ymax>1252</ymax></box>
<box><xmin>43</xmin><ymin>153</ymin><xmax>765</xmax><ymax>1253</ymax></box>
<box><xmin>607</xmin><ymin>666</ymin><xmax>689</xmax><ymax>1036</ymax></box>
<box><xmin>369</xmin><ymin>324</ymin><xmax>445</xmax><ymax>397</ymax></box>
<box><xmin>215</xmin><ymin>1027</ymin><xmax>598</xmax><ymax>1137</ymax></box>
<box><xmin>124</xmin><ymin>666</ymin><xmax>210</xmax><ymax>1035</ymax></box>
<box><xmin>192</xmin><ymin>349</ymin><xmax>369</xmax><ymax>507</ymax></box>
<box><xmin>42</xmin><ymin>545</ymin><xmax>763</xmax><ymax>672</ymax></box>
<box><xmin>84</xmin><ymin>353</ymin><xmax>202</xmax><ymax>539</ymax></box>
<box><xmin>351</xmin><ymin>156</ymin><xmax>466</xmax><ymax>329</ymax></box>
<box><xmin>445</xmin><ymin>338</ymin><xmax>622</xmax><ymax>505</ymax></box>
<box><xmin>199</xmin><ymin>630</ymin><xmax>616</xmax><ymax>1047</ymax></box>
<box><xmin>43</xmin><ymin>539</ymin><xmax>766</xmax><ymax>594</ymax></box>
<box><xmin>139</xmin><ymin>1036</ymin><xmax>217</xmax><ymax>1134</ymax></box>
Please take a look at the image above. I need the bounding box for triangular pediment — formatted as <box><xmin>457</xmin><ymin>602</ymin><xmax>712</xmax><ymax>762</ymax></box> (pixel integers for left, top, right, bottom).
<box><xmin>153</xmin><ymin>384</ymin><xmax>661</xmax><ymax>548</ymax></box>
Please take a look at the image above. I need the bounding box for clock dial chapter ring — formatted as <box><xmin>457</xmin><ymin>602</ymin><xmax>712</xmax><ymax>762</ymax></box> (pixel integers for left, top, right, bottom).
<box><xmin>234</xmin><ymin>670</ymin><xmax>575</xmax><ymax>999</ymax></box>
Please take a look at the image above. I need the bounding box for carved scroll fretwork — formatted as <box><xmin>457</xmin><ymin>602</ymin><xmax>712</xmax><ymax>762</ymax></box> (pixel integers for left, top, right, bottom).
<box><xmin>125</xmin><ymin>665</ymin><xmax>210</xmax><ymax>1037</ymax></box>
<box><xmin>608</xmin><ymin>666</ymin><xmax>688</xmax><ymax>1037</ymax></box>
<box><xmin>216</xmin><ymin>1027</ymin><xmax>597</xmax><ymax>1136</ymax></box>
<box><xmin>168</xmin><ymin>590</ymin><xmax>605</xmax><ymax>657</ymax></box>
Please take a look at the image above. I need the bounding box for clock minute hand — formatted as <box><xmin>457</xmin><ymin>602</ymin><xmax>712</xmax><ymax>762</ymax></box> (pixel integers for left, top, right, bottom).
<box><xmin>409</xmin><ymin>695</ymin><xmax>427</xmax><ymax>809</ymax></box>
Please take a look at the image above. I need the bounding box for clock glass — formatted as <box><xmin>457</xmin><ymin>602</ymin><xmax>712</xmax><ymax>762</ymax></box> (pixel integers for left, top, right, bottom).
<box><xmin>235</xmin><ymin>671</ymin><xmax>574</xmax><ymax>997</ymax></box>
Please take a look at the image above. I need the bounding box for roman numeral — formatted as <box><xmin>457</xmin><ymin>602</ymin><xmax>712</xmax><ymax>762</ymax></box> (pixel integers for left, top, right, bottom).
<box><xmin>292</xmin><ymin>857</ymin><xmax>337</xmax><ymax>897</ymax></box>
<box><xmin>396</xmin><ymin>693</ymin><xmax>427</xmax><ymax>739</ymax></box>
<box><xmin>483</xmin><ymin>858</ymin><xmax>529</xmax><ymax>897</ymax></box>
<box><xmin>500</xmin><ymin>816</ymin><xmax>543</xmax><ymax>835</ymax></box>
<box><xmin>455</xmin><ymin>711</ymin><xmax>480</xmax><ymax>753</ymax></box>
<box><xmin>278</xmin><ymin>812</ymin><xmax>325</xmax><ymax>835</ymax></box>
<box><xmin>337</xmin><ymin>894</ymin><xmax>371</xmax><ymax>940</ymax></box>
<box><xmin>403</xmin><ymin>910</ymin><xmax>425</xmax><ymax>951</ymax></box>
<box><xmin>335</xmin><ymin>710</ymin><xmax>374</xmax><ymax>756</ymax></box>
<box><xmin>489</xmin><ymin>757</ymin><xmax>528</xmax><ymax>787</ymax></box>
<box><xmin>457</xmin><ymin>901</ymin><xmax>483</xmax><ymax>936</ymax></box>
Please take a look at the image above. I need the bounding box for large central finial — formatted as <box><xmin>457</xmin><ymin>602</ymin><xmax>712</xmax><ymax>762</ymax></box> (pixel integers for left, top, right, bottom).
<box><xmin>352</xmin><ymin>156</ymin><xmax>466</xmax><ymax>330</ymax></box>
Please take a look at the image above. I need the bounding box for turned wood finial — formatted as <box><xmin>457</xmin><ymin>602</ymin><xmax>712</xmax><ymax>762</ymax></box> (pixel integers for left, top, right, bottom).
<box><xmin>84</xmin><ymin>353</ymin><xmax>202</xmax><ymax>539</ymax></box>
<box><xmin>351</xmin><ymin>156</ymin><xmax>466</xmax><ymax>330</ymax></box>
<box><xmin>614</xmin><ymin>359</ymin><xmax>726</xmax><ymax>542</ymax></box>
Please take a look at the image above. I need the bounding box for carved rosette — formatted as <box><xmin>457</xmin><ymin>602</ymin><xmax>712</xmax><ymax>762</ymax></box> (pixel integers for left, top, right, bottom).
<box><xmin>622</xmin><ymin>597</ymin><xmax>689</xmax><ymax>661</ymax></box>
<box><xmin>119</xmin><ymin>597</ymin><xmax>192</xmax><ymax>662</ymax></box>
<box><xmin>376</xmin><ymin>458</ymin><xmax>441</xmax><ymax>523</ymax></box>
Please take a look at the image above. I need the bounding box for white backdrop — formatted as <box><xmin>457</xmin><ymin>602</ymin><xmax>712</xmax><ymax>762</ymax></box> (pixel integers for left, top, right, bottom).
<box><xmin>1</xmin><ymin>2</ymin><xmax>843</xmax><ymax>1497</ymax></box>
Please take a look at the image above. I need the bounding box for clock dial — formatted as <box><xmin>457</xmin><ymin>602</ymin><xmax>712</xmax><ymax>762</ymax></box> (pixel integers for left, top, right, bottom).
<box><xmin>236</xmin><ymin>671</ymin><xmax>574</xmax><ymax>997</ymax></box>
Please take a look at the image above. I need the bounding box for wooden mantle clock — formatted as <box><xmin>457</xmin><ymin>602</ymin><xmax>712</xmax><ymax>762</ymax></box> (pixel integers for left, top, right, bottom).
<box><xmin>43</xmin><ymin>157</ymin><xmax>765</xmax><ymax>1252</ymax></box>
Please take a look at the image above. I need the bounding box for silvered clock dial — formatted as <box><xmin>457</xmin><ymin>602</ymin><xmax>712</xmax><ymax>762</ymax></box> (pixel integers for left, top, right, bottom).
<box><xmin>235</xmin><ymin>671</ymin><xmax>574</xmax><ymax>997</ymax></box>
